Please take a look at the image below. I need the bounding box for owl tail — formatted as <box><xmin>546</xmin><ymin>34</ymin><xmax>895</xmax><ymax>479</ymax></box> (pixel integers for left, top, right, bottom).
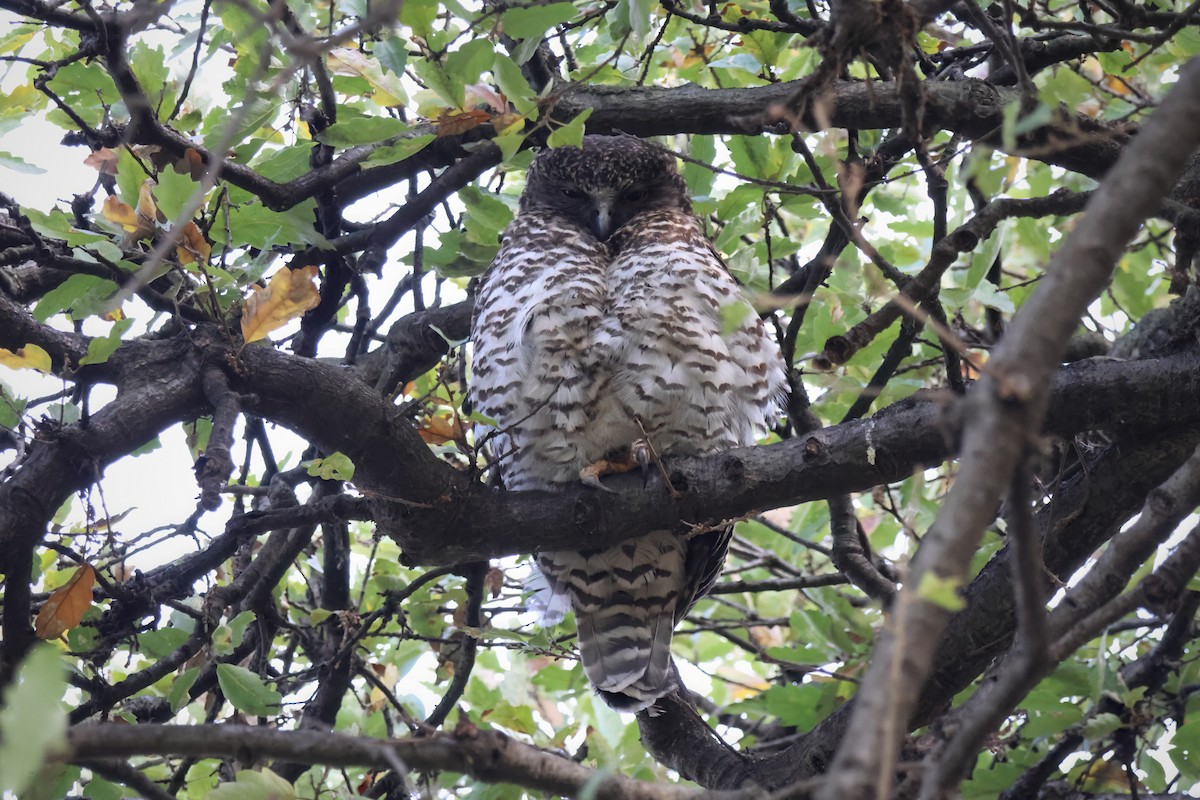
<box><xmin>576</xmin><ymin>599</ymin><xmax>677</xmax><ymax>712</ymax></box>
<box><xmin>536</xmin><ymin>531</ymin><xmax>688</xmax><ymax>713</ymax></box>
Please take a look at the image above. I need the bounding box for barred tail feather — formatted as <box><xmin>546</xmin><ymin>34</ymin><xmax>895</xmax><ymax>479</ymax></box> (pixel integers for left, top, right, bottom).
<box><xmin>525</xmin><ymin>566</ymin><xmax>572</xmax><ymax>626</ymax></box>
<box><xmin>580</xmin><ymin>603</ymin><xmax>677</xmax><ymax>712</ymax></box>
<box><xmin>539</xmin><ymin>531</ymin><xmax>689</xmax><ymax>712</ymax></box>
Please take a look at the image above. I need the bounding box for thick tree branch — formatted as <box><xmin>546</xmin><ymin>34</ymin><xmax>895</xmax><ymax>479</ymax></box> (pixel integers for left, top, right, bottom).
<box><xmin>62</xmin><ymin>723</ymin><xmax>734</xmax><ymax>800</ymax></box>
<box><xmin>373</xmin><ymin>349</ymin><xmax>1200</xmax><ymax>565</ymax></box>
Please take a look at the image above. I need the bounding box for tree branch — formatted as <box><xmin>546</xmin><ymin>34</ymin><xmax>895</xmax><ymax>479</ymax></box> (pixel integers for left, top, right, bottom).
<box><xmin>63</xmin><ymin>723</ymin><xmax>736</xmax><ymax>800</ymax></box>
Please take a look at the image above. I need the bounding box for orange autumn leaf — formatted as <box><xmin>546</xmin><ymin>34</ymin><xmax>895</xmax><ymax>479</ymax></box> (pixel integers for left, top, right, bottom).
<box><xmin>35</xmin><ymin>564</ymin><xmax>95</xmax><ymax>639</ymax></box>
<box><xmin>241</xmin><ymin>265</ymin><xmax>322</xmax><ymax>343</ymax></box>
<box><xmin>175</xmin><ymin>221</ymin><xmax>211</xmax><ymax>265</ymax></box>
<box><xmin>101</xmin><ymin>195</ymin><xmax>140</xmax><ymax>232</ymax></box>
<box><xmin>83</xmin><ymin>147</ymin><xmax>119</xmax><ymax>175</ymax></box>
<box><xmin>436</xmin><ymin>108</ymin><xmax>491</xmax><ymax>137</ymax></box>
<box><xmin>417</xmin><ymin>413</ymin><xmax>464</xmax><ymax>445</ymax></box>
<box><xmin>176</xmin><ymin>148</ymin><xmax>205</xmax><ymax>180</ymax></box>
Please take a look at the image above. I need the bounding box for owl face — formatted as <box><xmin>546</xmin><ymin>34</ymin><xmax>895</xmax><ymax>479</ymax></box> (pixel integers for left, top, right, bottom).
<box><xmin>522</xmin><ymin>135</ymin><xmax>690</xmax><ymax>241</ymax></box>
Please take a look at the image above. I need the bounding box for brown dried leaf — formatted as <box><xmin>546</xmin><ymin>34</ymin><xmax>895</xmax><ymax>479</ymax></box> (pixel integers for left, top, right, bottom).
<box><xmin>417</xmin><ymin>413</ymin><xmax>464</xmax><ymax>445</ymax></box>
<box><xmin>177</xmin><ymin>148</ymin><xmax>206</xmax><ymax>181</ymax></box>
<box><xmin>83</xmin><ymin>148</ymin><xmax>119</xmax><ymax>175</ymax></box>
<box><xmin>240</xmin><ymin>265</ymin><xmax>322</xmax><ymax>343</ymax></box>
<box><xmin>484</xmin><ymin>567</ymin><xmax>504</xmax><ymax>599</ymax></box>
<box><xmin>35</xmin><ymin>564</ymin><xmax>96</xmax><ymax>639</ymax></box>
<box><xmin>436</xmin><ymin>108</ymin><xmax>490</xmax><ymax>137</ymax></box>
<box><xmin>175</xmin><ymin>221</ymin><xmax>211</xmax><ymax>265</ymax></box>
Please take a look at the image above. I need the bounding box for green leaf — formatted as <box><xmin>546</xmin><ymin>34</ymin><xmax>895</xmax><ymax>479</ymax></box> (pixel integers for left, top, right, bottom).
<box><xmin>227</xmin><ymin>610</ymin><xmax>257</xmax><ymax>647</ymax></box>
<box><xmin>0</xmin><ymin>150</ymin><xmax>46</xmax><ymax>174</ymax></box>
<box><xmin>307</xmin><ymin>608</ymin><xmax>333</xmax><ymax>626</ymax></box>
<box><xmin>0</xmin><ymin>382</ymin><xmax>27</xmax><ymax>429</ymax></box>
<box><xmin>757</xmin><ymin>683</ymin><xmax>826</xmax><ymax>728</ymax></box>
<box><xmin>82</xmin><ymin>776</ymin><xmax>123</xmax><ymax>800</ymax></box>
<box><xmin>401</xmin><ymin>0</ymin><xmax>438</xmax><ymax>37</ymax></box>
<box><xmin>252</xmin><ymin>146</ymin><xmax>313</xmax><ymax>183</ymax></box>
<box><xmin>916</xmin><ymin>572</ymin><xmax>965</xmax><ymax>611</ymax></box>
<box><xmin>375</xmin><ymin>36</ymin><xmax>408</xmax><ymax>76</ymax></box>
<box><xmin>1081</xmin><ymin>711</ymin><xmax>1123</xmax><ymax>741</ymax></box>
<box><xmin>502</xmin><ymin>3</ymin><xmax>576</xmax><ymax>39</ymax></box>
<box><xmin>139</xmin><ymin>625</ymin><xmax>191</xmax><ymax>659</ymax></box>
<box><xmin>363</xmin><ymin>134</ymin><xmax>438</xmax><ymax>168</ymax></box>
<box><xmin>0</xmin><ymin>645</ymin><xmax>67</xmax><ymax>797</ymax></box>
<box><xmin>226</xmin><ymin>201</ymin><xmax>325</xmax><ymax>249</ymax></box>
<box><xmin>459</xmin><ymin>185</ymin><xmax>515</xmax><ymax>239</ymax></box>
<box><xmin>167</xmin><ymin>667</ymin><xmax>200</xmax><ymax>712</ymax></box>
<box><xmin>492</xmin><ymin>132</ymin><xmax>527</xmax><ymax>162</ymax></box>
<box><xmin>153</xmin><ymin>167</ymin><xmax>201</xmax><ymax>222</ymax></box>
<box><xmin>493</xmin><ymin>54</ymin><xmax>536</xmax><ymax>117</ymax></box>
<box><xmin>129</xmin><ymin>42</ymin><xmax>172</xmax><ymax>114</ymax></box>
<box><xmin>131</xmin><ymin>436</ymin><xmax>162</xmax><ymax>456</ymax></box>
<box><xmin>207</xmin><ymin>768</ymin><xmax>296</xmax><ymax>800</ymax></box>
<box><xmin>547</xmin><ymin>108</ymin><xmax>593</xmax><ymax>149</ymax></box>
<box><xmin>708</xmin><ymin>52</ymin><xmax>762</xmax><ymax>75</ymax></box>
<box><xmin>445</xmin><ymin>39</ymin><xmax>496</xmax><ymax>86</ymax></box>
<box><xmin>412</xmin><ymin>58</ymin><xmax>464</xmax><ymax>108</ymax></box>
<box><xmin>319</xmin><ymin>116</ymin><xmax>409</xmax><ymax>147</ymax></box>
<box><xmin>216</xmin><ymin>663</ymin><xmax>282</xmax><ymax>717</ymax></box>
<box><xmin>306</xmin><ymin>451</ymin><xmax>356</xmax><ymax>481</ymax></box>
<box><xmin>184</xmin><ymin>417</ymin><xmax>213</xmax><ymax>459</ymax></box>
<box><xmin>483</xmin><ymin>700</ymin><xmax>537</xmax><ymax>734</ymax></box>
<box><xmin>971</xmin><ymin>281</ymin><xmax>1016</xmax><ymax>314</ymax></box>
<box><xmin>78</xmin><ymin>318</ymin><xmax>134</xmax><ymax>366</ymax></box>
<box><xmin>33</xmin><ymin>275</ymin><xmax>120</xmax><ymax>322</ymax></box>
<box><xmin>116</xmin><ymin>147</ymin><xmax>151</xmax><ymax>207</ymax></box>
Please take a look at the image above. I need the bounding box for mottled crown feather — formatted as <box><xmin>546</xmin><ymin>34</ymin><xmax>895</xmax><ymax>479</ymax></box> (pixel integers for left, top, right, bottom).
<box><xmin>522</xmin><ymin>134</ymin><xmax>689</xmax><ymax>209</ymax></box>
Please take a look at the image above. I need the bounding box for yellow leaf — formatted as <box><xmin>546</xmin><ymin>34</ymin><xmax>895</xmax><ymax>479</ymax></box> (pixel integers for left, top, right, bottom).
<box><xmin>175</xmin><ymin>221</ymin><xmax>211</xmax><ymax>265</ymax></box>
<box><xmin>1103</xmin><ymin>75</ymin><xmax>1132</xmax><ymax>96</ymax></box>
<box><xmin>491</xmin><ymin>111</ymin><xmax>526</xmax><ymax>136</ymax></box>
<box><xmin>137</xmin><ymin>179</ymin><xmax>165</xmax><ymax>224</ymax></box>
<box><xmin>0</xmin><ymin>343</ymin><xmax>51</xmax><ymax>372</ymax></box>
<box><xmin>240</xmin><ymin>266</ymin><xmax>322</xmax><ymax>343</ymax></box>
<box><xmin>101</xmin><ymin>195</ymin><xmax>140</xmax><ymax>232</ymax></box>
<box><xmin>35</xmin><ymin>564</ymin><xmax>96</xmax><ymax>639</ymax></box>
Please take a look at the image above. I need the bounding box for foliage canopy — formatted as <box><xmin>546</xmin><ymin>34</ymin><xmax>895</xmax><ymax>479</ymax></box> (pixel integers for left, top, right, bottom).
<box><xmin>2</xmin><ymin>1</ymin><xmax>1200</xmax><ymax>799</ymax></box>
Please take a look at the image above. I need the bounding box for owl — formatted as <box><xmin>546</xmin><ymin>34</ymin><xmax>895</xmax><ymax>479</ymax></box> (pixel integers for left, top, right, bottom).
<box><xmin>470</xmin><ymin>135</ymin><xmax>786</xmax><ymax>711</ymax></box>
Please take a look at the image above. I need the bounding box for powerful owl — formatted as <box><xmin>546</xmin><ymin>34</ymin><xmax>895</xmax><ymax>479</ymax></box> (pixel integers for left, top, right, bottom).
<box><xmin>471</xmin><ymin>135</ymin><xmax>786</xmax><ymax>711</ymax></box>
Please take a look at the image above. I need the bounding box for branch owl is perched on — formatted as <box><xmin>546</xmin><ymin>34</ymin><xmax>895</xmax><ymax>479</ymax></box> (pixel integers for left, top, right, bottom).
<box><xmin>471</xmin><ymin>135</ymin><xmax>786</xmax><ymax>711</ymax></box>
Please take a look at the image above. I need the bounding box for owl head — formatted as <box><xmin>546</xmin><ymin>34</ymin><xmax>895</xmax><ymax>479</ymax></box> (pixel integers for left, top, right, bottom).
<box><xmin>521</xmin><ymin>134</ymin><xmax>691</xmax><ymax>241</ymax></box>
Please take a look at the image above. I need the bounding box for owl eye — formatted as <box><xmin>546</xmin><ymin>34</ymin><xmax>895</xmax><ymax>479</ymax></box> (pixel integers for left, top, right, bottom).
<box><xmin>623</xmin><ymin>187</ymin><xmax>648</xmax><ymax>202</ymax></box>
<box><xmin>560</xmin><ymin>186</ymin><xmax>586</xmax><ymax>200</ymax></box>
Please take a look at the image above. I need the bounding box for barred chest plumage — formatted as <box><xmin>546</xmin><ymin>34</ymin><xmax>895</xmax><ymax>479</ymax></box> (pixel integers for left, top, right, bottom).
<box><xmin>471</xmin><ymin>209</ymin><xmax>783</xmax><ymax>493</ymax></box>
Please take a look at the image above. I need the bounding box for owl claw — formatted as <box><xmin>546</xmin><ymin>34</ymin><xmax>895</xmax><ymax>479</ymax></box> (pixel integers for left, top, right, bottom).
<box><xmin>579</xmin><ymin>462</ymin><xmax>618</xmax><ymax>492</ymax></box>
<box><xmin>632</xmin><ymin>439</ymin><xmax>653</xmax><ymax>486</ymax></box>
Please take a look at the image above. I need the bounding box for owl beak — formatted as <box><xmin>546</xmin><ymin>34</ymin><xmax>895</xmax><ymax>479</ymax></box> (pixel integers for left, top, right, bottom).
<box><xmin>590</xmin><ymin>192</ymin><xmax>616</xmax><ymax>240</ymax></box>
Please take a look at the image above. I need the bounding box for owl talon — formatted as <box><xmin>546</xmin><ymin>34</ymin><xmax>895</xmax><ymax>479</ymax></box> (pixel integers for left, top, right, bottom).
<box><xmin>579</xmin><ymin>461</ymin><xmax>618</xmax><ymax>492</ymax></box>
<box><xmin>632</xmin><ymin>439</ymin><xmax>653</xmax><ymax>487</ymax></box>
